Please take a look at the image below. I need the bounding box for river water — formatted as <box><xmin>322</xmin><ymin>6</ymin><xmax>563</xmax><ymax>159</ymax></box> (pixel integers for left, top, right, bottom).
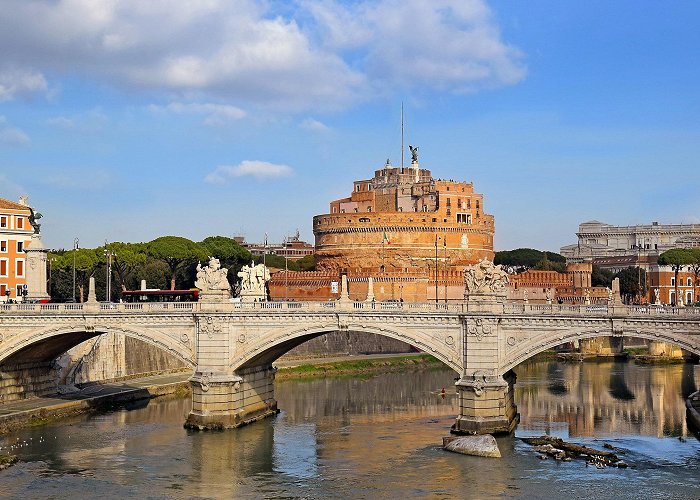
<box><xmin>1</xmin><ymin>360</ymin><xmax>699</xmax><ymax>499</ymax></box>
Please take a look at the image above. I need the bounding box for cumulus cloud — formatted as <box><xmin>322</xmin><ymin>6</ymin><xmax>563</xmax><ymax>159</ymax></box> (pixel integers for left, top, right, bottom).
<box><xmin>0</xmin><ymin>67</ymin><xmax>48</xmax><ymax>101</ymax></box>
<box><xmin>0</xmin><ymin>116</ymin><xmax>30</xmax><ymax>145</ymax></box>
<box><xmin>0</xmin><ymin>0</ymin><xmax>524</xmax><ymax>111</ymax></box>
<box><xmin>149</xmin><ymin>102</ymin><xmax>246</xmax><ymax>125</ymax></box>
<box><xmin>205</xmin><ymin>161</ymin><xmax>293</xmax><ymax>183</ymax></box>
<box><xmin>300</xmin><ymin>118</ymin><xmax>330</xmax><ymax>133</ymax></box>
<box><xmin>305</xmin><ymin>0</ymin><xmax>526</xmax><ymax>92</ymax></box>
<box><xmin>46</xmin><ymin>109</ymin><xmax>109</xmax><ymax>133</ymax></box>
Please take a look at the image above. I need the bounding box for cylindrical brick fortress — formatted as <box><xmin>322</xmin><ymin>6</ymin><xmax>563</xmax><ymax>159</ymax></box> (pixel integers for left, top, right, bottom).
<box><xmin>313</xmin><ymin>163</ymin><xmax>495</xmax><ymax>273</ymax></box>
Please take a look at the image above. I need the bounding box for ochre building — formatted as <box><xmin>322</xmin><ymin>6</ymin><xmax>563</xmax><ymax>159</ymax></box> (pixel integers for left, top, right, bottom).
<box><xmin>0</xmin><ymin>196</ymin><xmax>33</xmax><ymax>301</ymax></box>
<box><xmin>313</xmin><ymin>160</ymin><xmax>494</xmax><ymax>275</ymax></box>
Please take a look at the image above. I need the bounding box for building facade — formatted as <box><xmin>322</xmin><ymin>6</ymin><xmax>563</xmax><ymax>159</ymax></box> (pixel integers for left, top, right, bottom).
<box><xmin>0</xmin><ymin>196</ymin><xmax>34</xmax><ymax>301</ymax></box>
<box><xmin>240</xmin><ymin>231</ymin><xmax>314</xmax><ymax>261</ymax></box>
<box><xmin>561</xmin><ymin>220</ymin><xmax>700</xmax><ymax>305</ymax></box>
<box><xmin>560</xmin><ymin>220</ymin><xmax>700</xmax><ymax>261</ymax></box>
<box><xmin>313</xmin><ymin>159</ymin><xmax>494</xmax><ymax>274</ymax></box>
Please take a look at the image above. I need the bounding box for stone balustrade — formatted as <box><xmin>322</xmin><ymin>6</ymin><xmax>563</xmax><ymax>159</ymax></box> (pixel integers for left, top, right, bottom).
<box><xmin>2</xmin><ymin>300</ymin><xmax>699</xmax><ymax>317</ymax></box>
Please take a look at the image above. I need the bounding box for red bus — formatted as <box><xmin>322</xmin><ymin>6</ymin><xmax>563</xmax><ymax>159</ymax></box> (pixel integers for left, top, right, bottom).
<box><xmin>120</xmin><ymin>289</ymin><xmax>199</xmax><ymax>303</ymax></box>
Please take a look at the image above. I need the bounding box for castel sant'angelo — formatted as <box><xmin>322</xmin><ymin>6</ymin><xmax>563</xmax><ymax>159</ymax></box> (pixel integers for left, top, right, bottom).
<box><xmin>313</xmin><ymin>151</ymin><xmax>494</xmax><ymax>273</ymax></box>
<box><xmin>270</xmin><ymin>148</ymin><xmax>496</xmax><ymax>302</ymax></box>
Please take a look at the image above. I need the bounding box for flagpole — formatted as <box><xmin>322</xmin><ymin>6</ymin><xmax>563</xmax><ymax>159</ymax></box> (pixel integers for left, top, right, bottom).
<box><xmin>401</xmin><ymin>102</ymin><xmax>404</xmax><ymax>170</ymax></box>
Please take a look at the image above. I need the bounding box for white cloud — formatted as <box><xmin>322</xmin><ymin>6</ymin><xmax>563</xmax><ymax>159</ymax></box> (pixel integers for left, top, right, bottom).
<box><xmin>0</xmin><ymin>116</ymin><xmax>30</xmax><ymax>145</ymax></box>
<box><xmin>306</xmin><ymin>0</ymin><xmax>526</xmax><ymax>92</ymax></box>
<box><xmin>0</xmin><ymin>67</ymin><xmax>48</xmax><ymax>101</ymax></box>
<box><xmin>0</xmin><ymin>0</ymin><xmax>524</xmax><ymax>111</ymax></box>
<box><xmin>300</xmin><ymin>118</ymin><xmax>330</xmax><ymax>133</ymax></box>
<box><xmin>205</xmin><ymin>161</ymin><xmax>293</xmax><ymax>183</ymax></box>
<box><xmin>149</xmin><ymin>102</ymin><xmax>246</xmax><ymax>125</ymax></box>
<box><xmin>46</xmin><ymin>109</ymin><xmax>109</xmax><ymax>132</ymax></box>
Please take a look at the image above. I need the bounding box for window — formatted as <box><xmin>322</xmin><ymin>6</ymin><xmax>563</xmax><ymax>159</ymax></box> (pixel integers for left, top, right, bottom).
<box><xmin>16</xmin><ymin>285</ymin><xmax>23</xmax><ymax>297</ymax></box>
<box><xmin>0</xmin><ymin>259</ymin><xmax>7</xmax><ymax>277</ymax></box>
<box><xmin>0</xmin><ymin>240</ymin><xmax>6</xmax><ymax>253</ymax></box>
<box><xmin>0</xmin><ymin>216</ymin><xmax>6</xmax><ymax>228</ymax></box>
<box><xmin>16</xmin><ymin>217</ymin><xmax>23</xmax><ymax>229</ymax></box>
<box><xmin>688</xmin><ymin>278</ymin><xmax>692</xmax><ymax>287</ymax></box>
<box><xmin>17</xmin><ymin>241</ymin><xmax>23</xmax><ymax>253</ymax></box>
<box><xmin>671</xmin><ymin>277</ymin><xmax>676</xmax><ymax>286</ymax></box>
<box><xmin>0</xmin><ymin>284</ymin><xmax>6</xmax><ymax>297</ymax></box>
<box><xmin>476</xmin><ymin>200</ymin><xmax>480</xmax><ymax>209</ymax></box>
<box><xmin>332</xmin><ymin>207</ymin><xmax>337</xmax><ymax>213</ymax></box>
<box><xmin>457</xmin><ymin>213</ymin><xmax>472</xmax><ymax>224</ymax></box>
<box><xmin>16</xmin><ymin>260</ymin><xmax>24</xmax><ymax>277</ymax></box>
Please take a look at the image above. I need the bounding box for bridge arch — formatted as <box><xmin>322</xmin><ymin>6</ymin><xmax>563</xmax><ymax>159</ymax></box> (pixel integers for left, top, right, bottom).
<box><xmin>229</xmin><ymin>323</ymin><xmax>463</xmax><ymax>374</ymax></box>
<box><xmin>500</xmin><ymin>328</ymin><xmax>700</xmax><ymax>376</ymax></box>
<box><xmin>0</xmin><ymin>324</ymin><xmax>195</xmax><ymax>368</ymax></box>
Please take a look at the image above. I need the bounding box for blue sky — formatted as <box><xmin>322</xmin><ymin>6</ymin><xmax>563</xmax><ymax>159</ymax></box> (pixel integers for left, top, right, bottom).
<box><xmin>1</xmin><ymin>0</ymin><xmax>699</xmax><ymax>252</ymax></box>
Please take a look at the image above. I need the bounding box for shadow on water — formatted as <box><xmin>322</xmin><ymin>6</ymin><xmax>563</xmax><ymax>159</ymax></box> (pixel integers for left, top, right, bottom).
<box><xmin>608</xmin><ymin>362</ymin><xmax>636</xmax><ymax>401</ymax></box>
<box><xmin>546</xmin><ymin>362</ymin><xmax>569</xmax><ymax>395</ymax></box>
<box><xmin>681</xmin><ymin>362</ymin><xmax>698</xmax><ymax>399</ymax></box>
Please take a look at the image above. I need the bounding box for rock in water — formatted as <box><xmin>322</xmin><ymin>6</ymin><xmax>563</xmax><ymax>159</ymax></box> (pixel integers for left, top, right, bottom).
<box><xmin>443</xmin><ymin>435</ymin><xmax>501</xmax><ymax>458</ymax></box>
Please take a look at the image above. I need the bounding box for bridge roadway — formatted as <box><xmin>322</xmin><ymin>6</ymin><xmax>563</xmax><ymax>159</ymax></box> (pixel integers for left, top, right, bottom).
<box><xmin>1</xmin><ymin>297</ymin><xmax>699</xmax><ymax>434</ymax></box>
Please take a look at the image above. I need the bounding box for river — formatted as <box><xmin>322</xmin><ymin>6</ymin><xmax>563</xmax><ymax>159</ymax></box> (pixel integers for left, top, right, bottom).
<box><xmin>1</xmin><ymin>360</ymin><xmax>699</xmax><ymax>498</ymax></box>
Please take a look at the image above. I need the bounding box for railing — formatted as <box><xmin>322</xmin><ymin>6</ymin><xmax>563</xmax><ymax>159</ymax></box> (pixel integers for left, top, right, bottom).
<box><xmin>0</xmin><ymin>300</ymin><xmax>699</xmax><ymax>318</ymax></box>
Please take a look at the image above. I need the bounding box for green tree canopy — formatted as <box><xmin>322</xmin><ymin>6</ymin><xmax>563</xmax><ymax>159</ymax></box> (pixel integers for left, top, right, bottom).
<box><xmin>147</xmin><ymin>236</ymin><xmax>207</xmax><ymax>290</ymax></box>
<box><xmin>591</xmin><ymin>265</ymin><xmax>614</xmax><ymax>288</ymax></box>
<box><xmin>200</xmin><ymin>236</ymin><xmax>252</xmax><ymax>267</ymax></box>
<box><xmin>52</xmin><ymin>248</ymin><xmax>101</xmax><ymax>302</ymax></box>
<box><xmin>659</xmin><ymin>248</ymin><xmax>697</xmax><ymax>305</ymax></box>
<box><xmin>614</xmin><ymin>267</ymin><xmax>646</xmax><ymax>303</ymax></box>
<box><xmin>102</xmin><ymin>242</ymin><xmax>147</xmax><ymax>293</ymax></box>
<box><xmin>494</xmin><ymin>248</ymin><xmax>566</xmax><ymax>272</ymax></box>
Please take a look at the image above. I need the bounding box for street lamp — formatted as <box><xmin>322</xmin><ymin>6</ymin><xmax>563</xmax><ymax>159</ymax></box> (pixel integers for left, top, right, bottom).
<box><xmin>284</xmin><ymin>236</ymin><xmax>288</xmax><ymax>301</ymax></box>
<box><xmin>72</xmin><ymin>237</ymin><xmax>79</xmax><ymax>303</ymax></box>
<box><xmin>444</xmin><ymin>236</ymin><xmax>448</xmax><ymax>304</ymax></box>
<box><xmin>434</xmin><ymin>234</ymin><xmax>440</xmax><ymax>306</ymax></box>
<box><xmin>263</xmin><ymin>233</ymin><xmax>267</xmax><ymax>302</ymax></box>
<box><xmin>104</xmin><ymin>242</ymin><xmax>116</xmax><ymax>302</ymax></box>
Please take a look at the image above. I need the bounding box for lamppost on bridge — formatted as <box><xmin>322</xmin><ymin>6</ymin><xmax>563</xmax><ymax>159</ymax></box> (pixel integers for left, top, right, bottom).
<box><xmin>104</xmin><ymin>242</ymin><xmax>116</xmax><ymax>302</ymax></box>
<box><xmin>262</xmin><ymin>232</ymin><xmax>268</xmax><ymax>302</ymax></box>
<box><xmin>443</xmin><ymin>236</ymin><xmax>448</xmax><ymax>304</ymax></box>
<box><xmin>284</xmin><ymin>235</ymin><xmax>288</xmax><ymax>301</ymax></box>
<box><xmin>434</xmin><ymin>234</ymin><xmax>441</xmax><ymax>306</ymax></box>
<box><xmin>72</xmin><ymin>237</ymin><xmax>79</xmax><ymax>303</ymax></box>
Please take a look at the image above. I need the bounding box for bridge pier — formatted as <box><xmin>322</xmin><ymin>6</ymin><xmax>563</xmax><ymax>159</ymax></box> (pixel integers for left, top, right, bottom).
<box><xmin>579</xmin><ymin>337</ymin><xmax>624</xmax><ymax>357</ymax></box>
<box><xmin>452</xmin><ymin>370</ymin><xmax>519</xmax><ymax>435</ymax></box>
<box><xmin>185</xmin><ymin>365</ymin><xmax>278</xmax><ymax>430</ymax></box>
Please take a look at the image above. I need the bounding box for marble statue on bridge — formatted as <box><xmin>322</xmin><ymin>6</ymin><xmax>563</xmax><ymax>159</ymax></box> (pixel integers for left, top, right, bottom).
<box><xmin>237</xmin><ymin>262</ymin><xmax>270</xmax><ymax>302</ymax></box>
<box><xmin>195</xmin><ymin>257</ymin><xmax>231</xmax><ymax>302</ymax></box>
<box><xmin>464</xmin><ymin>259</ymin><xmax>509</xmax><ymax>296</ymax></box>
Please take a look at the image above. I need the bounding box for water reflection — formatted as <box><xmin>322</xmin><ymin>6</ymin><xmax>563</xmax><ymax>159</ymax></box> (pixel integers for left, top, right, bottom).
<box><xmin>1</xmin><ymin>362</ymin><xmax>698</xmax><ymax>498</ymax></box>
<box><xmin>516</xmin><ymin>360</ymin><xmax>700</xmax><ymax>438</ymax></box>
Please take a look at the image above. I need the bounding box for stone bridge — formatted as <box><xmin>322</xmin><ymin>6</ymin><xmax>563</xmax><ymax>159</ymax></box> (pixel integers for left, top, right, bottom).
<box><xmin>1</xmin><ymin>295</ymin><xmax>700</xmax><ymax>434</ymax></box>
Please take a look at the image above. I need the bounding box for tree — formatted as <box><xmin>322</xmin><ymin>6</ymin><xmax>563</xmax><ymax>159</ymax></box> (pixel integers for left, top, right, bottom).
<box><xmin>200</xmin><ymin>236</ymin><xmax>253</xmax><ymax>289</ymax></box>
<box><xmin>591</xmin><ymin>265</ymin><xmax>614</xmax><ymax>288</ymax></box>
<box><xmin>296</xmin><ymin>254</ymin><xmax>316</xmax><ymax>271</ymax></box>
<box><xmin>614</xmin><ymin>267</ymin><xmax>646</xmax><ymax>304</ymax></box>
<box><xmin>52</xmin><ymin>248</ymin><xmax>101</xmax><ymax>302</ymax></box>
<box><xmin>147</xmin><ymin>236</ymin><xmax>207</xmax><ymax>290</ymax></box>
<box><xmin>103</xmin><ymin>242</ymin><xmax>147</xmax><ymax>294</ymax></box>
<box><xmin>658</xmin><ymin>248</ymin><xmax>695</xmax><ymax>305</ymax></box>
<box><xmin>687</xmin><ymin>248</ymin><xmax>700</xmax><ymax>306</ymax></box>
<box><xmin>494</xmin><ymin>248</ymin><xmax>566</xmax><ymax>273</ymax></box>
